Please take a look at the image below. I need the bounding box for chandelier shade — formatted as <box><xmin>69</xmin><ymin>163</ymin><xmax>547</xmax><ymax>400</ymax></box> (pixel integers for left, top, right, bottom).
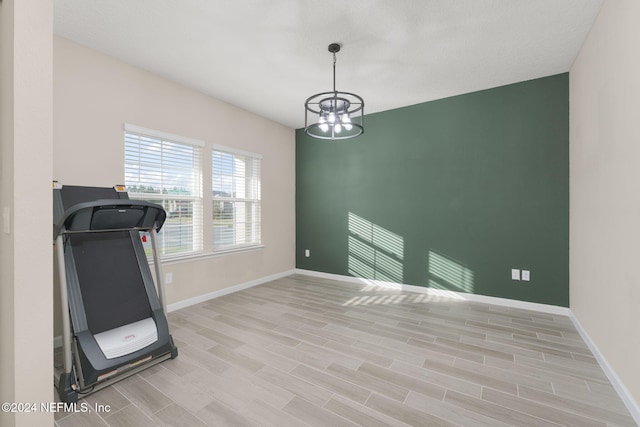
<box><xmin>304</xmin><ymin>43</ymin><xmax>364</xmax><ymax>140</ymax></box>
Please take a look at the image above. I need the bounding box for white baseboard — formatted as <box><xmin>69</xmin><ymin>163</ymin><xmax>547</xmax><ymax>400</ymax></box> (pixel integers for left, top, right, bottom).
<box><xmin>294</xmin><ymin>269</ymin><xmax>571</xmax><ymax>316</ymax></box>
<box><xmin>166</xmin><ymin>269</ymin><xmax>296</xmax><ymax>313</ymax></box>
<box><xmin>295</xmin><ymin>268</ymin><xmax>640</xmax><ymax>424</ymax></box>
<box><xmin>569</xmin><ymin>313</ymin><xmax>640</xmax><ymax>425</ymax></box>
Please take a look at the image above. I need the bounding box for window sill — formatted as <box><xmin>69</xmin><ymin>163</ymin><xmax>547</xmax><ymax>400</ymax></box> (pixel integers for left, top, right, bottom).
<box><xmin>149</xmin><ymin>245</ymin><xmax>264</xmax><ymax>266</ymax></box>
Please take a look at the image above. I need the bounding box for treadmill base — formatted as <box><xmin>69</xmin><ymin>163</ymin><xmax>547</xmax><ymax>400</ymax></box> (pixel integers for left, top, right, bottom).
<box><xmin>56</xmin><ymin>347</ymin><xmax>175</xmax><ymax>403</ymax></box>
<box><xmin>57</xmin><ymin>372</ymin><xmax>78</xmax><ymax>403</ymax></box>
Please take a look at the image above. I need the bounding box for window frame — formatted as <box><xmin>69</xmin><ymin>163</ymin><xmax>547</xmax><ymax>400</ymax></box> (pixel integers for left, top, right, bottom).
<box><xmin>124</xmin><ymin>123</ymin><xmax>204</xmax><ymax>260</ymax></box>
<box><xmin>212</xmin><ymin>144</ymin><xmax>262</xmax><ymax>253</ymax></box>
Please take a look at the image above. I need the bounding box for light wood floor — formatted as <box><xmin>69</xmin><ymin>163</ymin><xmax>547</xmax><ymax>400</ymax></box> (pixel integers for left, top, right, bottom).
<box><xmin>55</xmin><ymin>274</ymin><xmax>637</xmax><ymax>426</ymax></box>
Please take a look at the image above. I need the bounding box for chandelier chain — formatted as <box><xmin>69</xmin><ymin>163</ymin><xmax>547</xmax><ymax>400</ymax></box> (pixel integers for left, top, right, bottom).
<box><xmin>332</xmin><ymin>52</ymin><xmax>337</xmax><ymax>93</ymax></box>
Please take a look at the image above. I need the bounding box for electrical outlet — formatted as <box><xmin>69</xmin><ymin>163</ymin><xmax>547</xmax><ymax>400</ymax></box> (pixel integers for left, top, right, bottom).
<box><xmin>165</xmin><ymin>272</ymin><xmax>173</xmax><ymax>284</ymax></box>
<box><xmin>511</xmin><ymin>269</ymin><xmax>520</xmax><ymax>280</ymax></box>
<box><xmin>305</xmin><ymin>249</ymin><xmax>310</xmax><ymax>258</ymax></box>
<box><xmin>522</xmin><ymin>270</ymin><xmax>530</xmax><ymax>281</ymax></box>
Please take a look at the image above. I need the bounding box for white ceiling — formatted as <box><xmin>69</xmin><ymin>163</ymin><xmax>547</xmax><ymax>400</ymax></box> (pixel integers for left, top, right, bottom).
<box><xmin>54</xmin><ymin>0</ymin><xmax>603</xmax><ymax>130</ymax></box>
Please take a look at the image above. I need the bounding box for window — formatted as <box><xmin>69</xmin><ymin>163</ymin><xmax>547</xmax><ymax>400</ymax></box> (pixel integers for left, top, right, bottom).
<box><xmin>124</xmin><ymin>124</ymin><xmax>203</xmax><ymax>258</ymax></box>
<box><xmin>212</xmin><ymin>146</ymin><xmax>261</xmax><ymax>252</ymax></box>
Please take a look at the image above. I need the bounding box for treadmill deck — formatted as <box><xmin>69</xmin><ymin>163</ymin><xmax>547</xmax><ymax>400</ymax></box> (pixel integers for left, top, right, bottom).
<box><xmin>93</xmin><ymin>317</ymin><xmax>158</xmax><ymax>359</ymax></box>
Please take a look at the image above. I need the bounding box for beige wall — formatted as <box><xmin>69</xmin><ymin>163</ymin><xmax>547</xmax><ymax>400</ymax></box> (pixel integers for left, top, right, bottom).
<box><xmin>570</xmin><ymin>0</ymin><xmax>640</xmax><ymax>404</ymax></box>
<box><xmin>53</xmin><ymin>37</ymin><xmax>295</xmax><ymax>310</ymax></box>
<box><xmin>1</xmin><ymin>0</ymin><xmax>54</xmax><ymax>426</ymax></box>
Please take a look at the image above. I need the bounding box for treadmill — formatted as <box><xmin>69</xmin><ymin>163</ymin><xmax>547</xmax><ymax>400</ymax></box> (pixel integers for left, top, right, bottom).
<box><xmin>53</xmin><ymin>182</ymin><xmax>178</xmax><ymax>403</ymax></box>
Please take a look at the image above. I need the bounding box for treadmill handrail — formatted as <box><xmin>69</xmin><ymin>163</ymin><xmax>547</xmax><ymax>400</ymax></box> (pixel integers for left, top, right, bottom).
<box><xmin>53</xmin><ymin>199</ymin><xmax>166</xmax><ymax>240</ymax></box>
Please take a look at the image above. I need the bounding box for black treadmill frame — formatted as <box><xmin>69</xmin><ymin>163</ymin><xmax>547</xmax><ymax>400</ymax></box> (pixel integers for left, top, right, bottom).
<box><xmin>53</xmin><ymin>184</ymin><xmax>178</xmax><ymax>403</ymax></box>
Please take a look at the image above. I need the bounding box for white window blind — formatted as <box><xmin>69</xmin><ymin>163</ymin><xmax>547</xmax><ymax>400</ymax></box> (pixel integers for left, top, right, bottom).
<box><xmin>125</xmin><ymin>127</ymin><xmax>203</xmax><ymax>258</ymax></box>
<box><xmin>212</xmin><ymin>147</ymin><xmax>261</xmax><ymax>251</ymax></box>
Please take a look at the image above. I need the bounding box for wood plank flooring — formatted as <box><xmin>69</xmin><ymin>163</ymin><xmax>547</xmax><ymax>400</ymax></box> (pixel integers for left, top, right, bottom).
<box><xmin>54</xmin><ymin>274</ymin><xmax>637</xmax><ymax>426</ymax></box>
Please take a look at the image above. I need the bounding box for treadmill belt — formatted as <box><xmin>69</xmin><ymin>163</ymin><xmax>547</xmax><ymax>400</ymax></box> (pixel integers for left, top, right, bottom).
<box><xmin>71</xmin><ymin>231</ymin><xmax>152</xmax><ymax>334</ymax></box>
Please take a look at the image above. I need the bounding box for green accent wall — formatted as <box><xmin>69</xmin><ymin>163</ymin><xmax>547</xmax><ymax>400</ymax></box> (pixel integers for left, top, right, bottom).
<box><xmin>296</xmin><ymin>73</ymin><xmax>569</xmax><ymax>307</ymax></box>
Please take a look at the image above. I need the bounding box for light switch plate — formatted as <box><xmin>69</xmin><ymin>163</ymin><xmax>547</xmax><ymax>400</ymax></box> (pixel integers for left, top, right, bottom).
<box><xmin>522</xmin><ymin>270</ymin><xmax>530</xmax><ymax>281</ymax></box>
<box><xmin>511</xmin><ymin>269</ymin><xmax>520</xmax><ymax>280</ymax></box>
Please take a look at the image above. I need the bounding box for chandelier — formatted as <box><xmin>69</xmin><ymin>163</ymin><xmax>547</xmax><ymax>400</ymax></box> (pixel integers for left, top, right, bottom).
<box><xmin>304</xmin><ymin>43</ymin><xmax>364</xmax><ymax>140</ymax></box>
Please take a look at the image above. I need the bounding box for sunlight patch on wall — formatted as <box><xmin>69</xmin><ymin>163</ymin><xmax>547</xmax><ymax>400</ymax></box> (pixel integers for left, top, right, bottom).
<box><xmin>427</xmin><ymin>250</ymin><xmax>474</xmax><ymax>293</ymax></box>
<box><xmin>347</xmin><ymin>212</ymin><xmax>403</xmax><ymax>283</ymax></box>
